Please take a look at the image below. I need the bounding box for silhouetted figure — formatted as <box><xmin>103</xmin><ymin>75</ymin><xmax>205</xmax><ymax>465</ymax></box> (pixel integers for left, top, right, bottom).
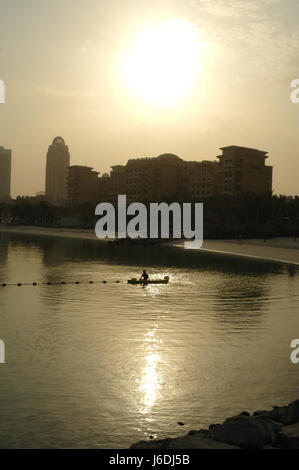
<box><xmin>140</xmin><ymin>270</ymin><xmax>149</xmax><ymax>282</ymax></box>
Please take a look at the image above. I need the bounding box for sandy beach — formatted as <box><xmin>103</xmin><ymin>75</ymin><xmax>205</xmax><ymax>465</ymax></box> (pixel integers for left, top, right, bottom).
<box><xmin>199</xmin><ymin>238</ymin><xmax>299</xmax><ymax>265</ymax></box>
<box><xmin>1</xmin><ymin>224</ymin><xmax>299</xmax><ymax>265</ymax></box>
<box><xmin>0</xmin><ymin>224</ymin><xmax>106</xmax><ymax>242</ymax></box>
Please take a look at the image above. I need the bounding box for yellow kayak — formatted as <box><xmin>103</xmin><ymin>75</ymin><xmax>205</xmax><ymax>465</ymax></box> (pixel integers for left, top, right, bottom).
<box><xmin>128</xmin><ymin>276</ymin><xmax>169</xmax><ymax>285</ymax></box>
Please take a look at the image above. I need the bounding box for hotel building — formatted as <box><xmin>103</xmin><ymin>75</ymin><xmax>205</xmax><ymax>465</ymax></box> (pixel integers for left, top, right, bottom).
<box><xmin>67</xmin><ymin>165</ymin><xmax>100</xmax><ymax>204</ymax></box>
<box><xmin>98</xmin><ymin>146</ymin><xmax>272</xmax><ymax>204</ymax></box>
<box><xmin>217</xmin><ymin>146</ymin><xmax>272</xmax><ymax>195</ymax></box>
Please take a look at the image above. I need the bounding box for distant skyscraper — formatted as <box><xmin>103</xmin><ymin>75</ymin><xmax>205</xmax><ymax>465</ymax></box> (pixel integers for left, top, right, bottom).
<box><xmin>0</xmin><ymin>146</ymin><xmax>12</xmax><ymax>200</ymax></box>
<box><xmin>45</xmin><ymin>137</ymin><xmax>70</xmax><ymax>204</ymax></box>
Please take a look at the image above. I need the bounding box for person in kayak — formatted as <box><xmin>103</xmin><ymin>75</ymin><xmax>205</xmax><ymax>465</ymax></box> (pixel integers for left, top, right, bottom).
<box><xmin>140</xmin><ymin>270</ymin><xmax>149</xmax><ymax>282</ymax></box>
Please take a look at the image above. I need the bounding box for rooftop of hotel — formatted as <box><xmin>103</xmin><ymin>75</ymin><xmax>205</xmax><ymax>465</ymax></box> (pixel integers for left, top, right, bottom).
<box><xmin>220</xmin><ymin>145</ymin><xmax>268</xmax><ymax>155</ymax></box>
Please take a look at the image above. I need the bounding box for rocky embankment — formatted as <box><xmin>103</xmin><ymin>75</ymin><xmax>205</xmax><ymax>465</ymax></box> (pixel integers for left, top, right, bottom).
<box><xmin>131</xmin><ymin>399</ymin><xmax>299</xmax><ymax>449</ymax></box>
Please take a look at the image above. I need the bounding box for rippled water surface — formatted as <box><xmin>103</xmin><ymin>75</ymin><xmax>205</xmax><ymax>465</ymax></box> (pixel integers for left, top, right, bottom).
<box><xmin>0</xmin><ymin>232</ymin><xmax>298</xmax><ymax>448</ymax></box>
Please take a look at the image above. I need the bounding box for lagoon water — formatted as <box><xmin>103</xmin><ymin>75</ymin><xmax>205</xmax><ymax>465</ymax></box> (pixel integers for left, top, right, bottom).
<box><xmin>0</xmin><ymin>232</ymin><xmax>298</xmax><ymax>448</ymax></box>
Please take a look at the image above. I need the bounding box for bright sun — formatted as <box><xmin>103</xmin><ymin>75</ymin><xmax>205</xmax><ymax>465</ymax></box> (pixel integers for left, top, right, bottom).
<box><xmin>120</xmin><ymin>19</ymin><xmax>203</xmax><ymax>105</ymax></box>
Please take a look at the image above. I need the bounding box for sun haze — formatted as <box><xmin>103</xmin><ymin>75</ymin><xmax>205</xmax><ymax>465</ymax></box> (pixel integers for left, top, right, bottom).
<box><xmin>120</xmin><ymin>18</ymin><xmax>203</xmax><ymax>104</ymax></box>
<box><xmin>0</xmin><ymin>0</ymin><xmax>298</xmax><ymax>196</ymax></box>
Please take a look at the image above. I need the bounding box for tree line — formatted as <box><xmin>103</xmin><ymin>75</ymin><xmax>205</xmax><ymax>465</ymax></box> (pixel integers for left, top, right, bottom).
<box><xmin>0</xmin><ymin>193</ymin><xmax>298</xmax><ymax>239</ymax></box>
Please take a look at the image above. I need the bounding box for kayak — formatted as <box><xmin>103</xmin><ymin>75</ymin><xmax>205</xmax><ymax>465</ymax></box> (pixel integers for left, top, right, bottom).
<box><xmin>128</xmin><ymin>276</ymin><xmax>169</xmax><ymax>285</ymax></box>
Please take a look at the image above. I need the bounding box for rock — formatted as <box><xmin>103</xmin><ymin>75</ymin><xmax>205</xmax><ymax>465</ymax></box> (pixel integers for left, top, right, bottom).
<box><xmin>209</xmin><ymin>415</ymin><xmax>275</xmax><ymax>449</ymax></box>
<box><xmin>253</xmin><ymin>410</ymin><xmax>267</xmax><ymax>416</ymax></box>
<box><xmin>253</xmin><ymin>406</ymin><xmax>289</xmax><ymax>425</ymax></box>
<box><xmin>262</xmin><ymin>400</ymin><xmax>299</xmax><ymax>425</ymax></box>
<box><xmin>209</xmin><ymin>424</ymin><xmax>220</xmax><ymax>430</ymax></box>
<box><xmin>166</xmin><ymin>433</ymin><xmax>240</xmax><ymax>449</ymax></box>
<box><xmin>131</xmin><ymin>432</ymin><xmax>240</xmax><ymax>449</ymax></box>
<box><xmin>130</xmin><ymin>399</ymin><xmax>299</xmax><ymax>449</ymax></box>
<box><xmin>229</xmin><ymin>411</ymin><xmax>250</xmax><ymax>419</ymax></box>
<box><xmin>188</xmin><ymin>429</ymin><xmax>208</xmax><ymax>436</ymax></box>
<box><xmin>275</xmin><ymin>422</ymin><xmax>299</xmax><ymax>449</ymax></box>
<box><xmin>254</xmin><ymin>417</ymin><xmax>281</xmax><ymax>445</ymax></box>
<box><xmin>286</xmin><ymin>399</ymin><xmax>299</xmax><ymax>425</ymax></box>
<box><xmin>239</xmin><ymin>411</ymin><xmax>250</xmax><ymax>417</ymax></box>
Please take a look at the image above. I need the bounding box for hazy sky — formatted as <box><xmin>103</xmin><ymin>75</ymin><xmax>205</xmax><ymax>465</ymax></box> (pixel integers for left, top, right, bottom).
<box><xmin>0</xmin><ymin>0</ymin><xmax>298</xmax><ymax>196</ymax></box>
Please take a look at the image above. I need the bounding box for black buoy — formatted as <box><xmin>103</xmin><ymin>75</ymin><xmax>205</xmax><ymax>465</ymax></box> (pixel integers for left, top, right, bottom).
<box><xmin>75</xmin><ymin>281</ymin><xmax>80</xmax><ymax>284</ymax></box>
<box><xmin>33</xmin><ymin>283</ymin><xmax>37</xmax><ymax>286</ymax></box>
<box><xmin>2</xmin><ymin>284</ymin><xmax>6</xmax><ymax>287</ymax></box>
<box><xmin>17</xmin><ymin>283</ymin><xmax>22</xmax><ymax>286</ymax></box>
<box><xmin>89</xmin><ymin>281</ymin><xmax>93</xmax><ymax>284</ymax></box>
<box><xmin>47</xmin><ymin>282</ymin><xmax>51</xmax><ymax>285</ymax></box>
<box><xmin>103</xmin><ymin>280</ymin><xmax>107</xmax><ymax>284</ymax></box>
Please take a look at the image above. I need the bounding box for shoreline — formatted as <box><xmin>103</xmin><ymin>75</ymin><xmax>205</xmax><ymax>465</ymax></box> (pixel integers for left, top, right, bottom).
<box><xmin>178</xmin><ymin>238</ymin><xmax>299</xmax><ymax>266</ymax></box>
<box><xmin>0</xmin><ymin>224</ymin><xmax>107</xmax><ymax>243</ymax></box>
<box><xmin>131</xmin><ymin>399</ymin><xmax>299</xmax><ymax>449</ymax></box>
<box><xmin>1</xmin><ymin>224</ymin><xmax>299</xmax><ymax>265</ymax></box>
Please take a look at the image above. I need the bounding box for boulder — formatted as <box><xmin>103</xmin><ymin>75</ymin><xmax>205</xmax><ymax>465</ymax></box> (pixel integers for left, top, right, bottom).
<box><xmin>239</xmin><ymin>411</ymin><xmax>250</xmax><ymax>417</ymax></box>
<box><xmin>130</xmin><ymin>399</ymin><xmax>299</xmax><ymax>449</ymax></box>
<box><xmin>275</xmin><ymin>422</ymin><xmax>299</xmax><ymax>449</ymax></box>
<box><xmin>166</xmin><ymin>433</ymin><xmax>240</xmax><ymax>449</ymax></box>
<box><xmin>131</xmin><ymin>431</ymin><xmax>240</xmax><ymax>449</ymax></box>
<box><xmin>208</xmin><ymin>424</ymin><xmax>220</xmax><ymax>430</ymax></box>
<box><xmin>209</xmin><ymin>415</ymin><xmax>276</xmax><ymax>449</ymax></box>
<box><xmin>253</xmin><ymin>410</ymin><xmax>267</xmax><ymax>416</ymax></box>
<box><xmin>254</xmin><ymin>417</ymin><xmax>281</xmax><ymax>444</ymax></box>
<box><xmin>253</xmin><ymin>406</ymin><xmax>289</xmax><ymax>425</ymax></box>
<box><xmin>286</xmin><ymin>399</ymin><xmax>299</xmax><ymax>425</ymax></box>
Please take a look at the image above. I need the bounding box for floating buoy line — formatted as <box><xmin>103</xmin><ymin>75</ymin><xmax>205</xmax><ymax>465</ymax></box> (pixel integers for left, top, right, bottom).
<box><xmin>1</xmin><ymin>280</ymin><xmax>122</xmax><ymax>287</ymax></box>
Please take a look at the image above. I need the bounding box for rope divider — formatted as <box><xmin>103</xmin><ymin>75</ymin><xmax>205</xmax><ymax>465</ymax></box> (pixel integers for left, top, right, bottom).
<box><xmin>1</xmin><ymin>280</ymin><xmax>123</xmax><ymax>287</ymax></box>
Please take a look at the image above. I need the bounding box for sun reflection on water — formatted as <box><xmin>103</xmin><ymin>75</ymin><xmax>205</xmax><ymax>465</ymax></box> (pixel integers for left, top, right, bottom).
<box><xmin>139</xmin><ymin>327</ymin><xmax>163</xmax><ymax>415</ymax></box>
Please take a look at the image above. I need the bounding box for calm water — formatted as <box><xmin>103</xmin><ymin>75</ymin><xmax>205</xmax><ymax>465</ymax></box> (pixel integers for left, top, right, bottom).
<box><xmin>0</xmin><ymin>232</ymin><xmax>298</xmax><ymax>448</ymax></box>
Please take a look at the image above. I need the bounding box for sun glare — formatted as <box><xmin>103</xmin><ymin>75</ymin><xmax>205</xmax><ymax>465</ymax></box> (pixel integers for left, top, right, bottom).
<box><xmin>120</xmin><ymin>19</ymin><xmax>203</xmax><ymax>105</ymax></box>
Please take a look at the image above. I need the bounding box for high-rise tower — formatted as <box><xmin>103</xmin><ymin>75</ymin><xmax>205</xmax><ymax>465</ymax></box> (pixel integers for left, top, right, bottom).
<box><xmin>45</xmin><ymin>137</ymin><xmax>70</xmax><ymax>204</ymax></box>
